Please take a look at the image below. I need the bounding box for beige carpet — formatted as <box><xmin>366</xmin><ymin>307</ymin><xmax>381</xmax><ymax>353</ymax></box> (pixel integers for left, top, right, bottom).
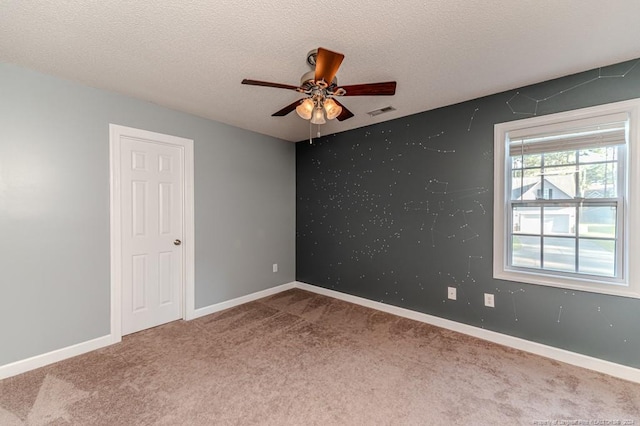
<box><xmin>1</xmin><ymin>289</ymin><xmax>639</xmax><ymax>425</ymax></box>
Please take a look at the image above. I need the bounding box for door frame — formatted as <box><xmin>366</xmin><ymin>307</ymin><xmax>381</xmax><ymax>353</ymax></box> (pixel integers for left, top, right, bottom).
<box><xmin>109</xmin><ymin>124</ymin><xmax>195</xmax><ymax>342</ymax></box>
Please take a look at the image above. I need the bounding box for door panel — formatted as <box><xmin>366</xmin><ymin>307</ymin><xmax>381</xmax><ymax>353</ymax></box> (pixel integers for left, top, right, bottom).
<box><xmin>158</xmin><ymin>251</ymin><xmax>173</xmax><ymax>305</ymax></box>
<box><xmin>132</xmin><ymin>181</ymin><xmax>147</xmax><ymax>237</ymax></box>
<box><xmin>132</xmin><ymin>254</ymin><xmax>148</xmax><ymax>312</ymax></box>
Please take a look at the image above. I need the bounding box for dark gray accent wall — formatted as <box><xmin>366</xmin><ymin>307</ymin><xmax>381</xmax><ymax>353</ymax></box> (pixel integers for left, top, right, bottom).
<box><xmin>0</xmin><ymin>63</ymin><xmax>295</xmax><ymax>366</ymax></box>
<box><xmin>296</xmin><ymin>58</ymin><xmax>640</xmax><ymax>368</ymax></box>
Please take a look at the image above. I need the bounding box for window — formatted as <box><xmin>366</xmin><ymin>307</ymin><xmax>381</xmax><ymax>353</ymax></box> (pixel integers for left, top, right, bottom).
<box><xmin>494</xmin><ymin>99</ymin><xmax>640</xmax><ymax>298</ymax></box>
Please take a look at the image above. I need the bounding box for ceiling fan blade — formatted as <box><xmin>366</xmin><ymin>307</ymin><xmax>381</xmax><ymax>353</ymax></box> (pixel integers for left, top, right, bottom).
<box><xmin>272</xmin><ymin>100</ymin><xmax>302</xmax><ymax>117</ymax></box>
<box><xmin>333</xmin><ymin>99</ymin><xmax>354</xmax><ymax>121</ymax></box>
<box><xmin>338</xmin><ymin>81</ymin><xmax>397</xmax><ymax>96</ymax></box>
<box><xmin>242</xmin><ymin>79</ymin><xmax>300</xmax><ymax>91</ymax></box>
<box><xmin>314</xmin><ymin>47</ymin><xmax>344</xmax><ymax>85</ymax></box>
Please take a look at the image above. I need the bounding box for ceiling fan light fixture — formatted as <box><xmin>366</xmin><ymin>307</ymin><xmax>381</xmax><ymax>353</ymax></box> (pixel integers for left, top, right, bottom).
<box><xmin>295</xmin><ymin>98</ymin><xmax>314</xmax><ymax>120</ymax></box>
<box><xmin>323</xmin><ymin>98</ymin><xmax>342</xmax><ymax>120</ymax></box>
<box><xmin>310</xmin><ymin>106</ymin><xmax>326</xmax><ymax>125</ymax></box>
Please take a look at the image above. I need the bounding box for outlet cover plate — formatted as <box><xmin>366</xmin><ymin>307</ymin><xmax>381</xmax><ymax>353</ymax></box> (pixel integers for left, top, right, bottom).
<box><xmin>447</xmin><ymin>287</ymin><xmax>457</xmax><ymax>300</ymax></box>
<box><xmin>484</xmin><ymin>293</ymin><xmax>495</xmax><ymax>308</ymax></box>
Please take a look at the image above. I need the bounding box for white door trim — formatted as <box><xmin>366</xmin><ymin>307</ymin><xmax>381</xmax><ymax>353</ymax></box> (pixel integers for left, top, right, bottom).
<box><xmin>109</xmin><ymin>124</ymin><xmax>195</xmax><ymax>343</ymax></box>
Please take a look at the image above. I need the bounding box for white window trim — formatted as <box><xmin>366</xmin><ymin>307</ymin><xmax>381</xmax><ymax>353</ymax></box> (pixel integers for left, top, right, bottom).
<box><xmin>493</xmin><ymin>98</ymin><xmax>640</xmax><ymax>299</ymax></box>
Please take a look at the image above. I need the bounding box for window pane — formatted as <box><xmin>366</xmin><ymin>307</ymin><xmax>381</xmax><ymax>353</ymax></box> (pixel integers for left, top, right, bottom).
<box><xmin>543</xmin><ymin>237</ymin><xmax>576</xmax><ymax>273</ymax></box>
<box><xmin>543</xmin><ymin>150</ymin><xmax>576</xmax><ymax>167</ymax></box>
<box><xmin>579</xmin><ymin>206</ymin><xmax>616</xmax><ymax>238</ymax></box>
<box><xmin>578</xmin><ymin>162</ymin><xmax>618</xmax><ymax>198</ymax></box>
<box><xmin>511</xmin><ymin>170</ymin><xmax>542</xmax><ymax>200</ymax></box>
<box><xmin>543</xmin><ymin>166</ymin><xmax>577</xmax><ymax>199</ymax></box>
<box><xmin>512</xmin><ymin>153</ymin><xmax>541</xmax><ymax>169</ymax></box>
<box><xmin>511</xmin><ymin>170</ymin><xmax>523</xmax><ymax>200</ymax></box>
<box><xmin>543</xmin><ymin>206</ymin><xmax>576</xmax><ymax>236</ymax></box>
<box><xmin>578</xmin><ymin>146</ymin><xmax>617</xmax><ymax>164</ymax></box>
<box><xmin>578</xmin><ymin>239</ymin><xmax>615</xmax><ymax>277</ymax></box>
<box><xmin>512</xmin><ymin>236</ymin><xmax>541</xmax><ymax>268</ymax></box>
<box><xmin>512</xmin><ymin>206</ymin><xmax>540</xmax><ymax>234</ymax></box>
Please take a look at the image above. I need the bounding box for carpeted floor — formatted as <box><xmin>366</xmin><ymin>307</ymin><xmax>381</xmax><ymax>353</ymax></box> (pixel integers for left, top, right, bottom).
<box><xmin>1</xmin><ymin>288</ymin><xmax>639</xmax><ymax>425</ymax></box>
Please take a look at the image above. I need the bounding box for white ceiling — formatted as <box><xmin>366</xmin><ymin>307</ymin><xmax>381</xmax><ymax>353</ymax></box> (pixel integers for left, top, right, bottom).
<box><xmin>2</xmin><ymin>1</ymin><xmax>640</xmax><ymax>142</ymax></box>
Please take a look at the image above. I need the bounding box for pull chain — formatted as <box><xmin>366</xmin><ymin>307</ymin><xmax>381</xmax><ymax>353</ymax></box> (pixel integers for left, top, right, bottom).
<box><xmin>308</xmin><ymin>122</ymin><xmax>322</xmax><ymax>144</ymax></box>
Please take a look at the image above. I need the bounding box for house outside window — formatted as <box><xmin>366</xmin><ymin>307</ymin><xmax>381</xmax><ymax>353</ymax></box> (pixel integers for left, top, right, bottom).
<box><xmin>493</xmin><ymin>98</ymin><xmax>640</xmax><ymax>298</ymax></box>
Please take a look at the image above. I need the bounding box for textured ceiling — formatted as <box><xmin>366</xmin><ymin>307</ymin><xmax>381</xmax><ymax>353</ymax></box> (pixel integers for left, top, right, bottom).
<box><xmin>2</xmin><ymin>1</ymin><xmax>640</xmax><ymax>142</ymax></box>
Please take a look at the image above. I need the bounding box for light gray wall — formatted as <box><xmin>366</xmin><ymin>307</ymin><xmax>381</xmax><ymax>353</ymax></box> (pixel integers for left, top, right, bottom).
<box><xmin>0</xmin><ymin>63</ymin><xmax>295</xmax><ymax>366</ymax></box>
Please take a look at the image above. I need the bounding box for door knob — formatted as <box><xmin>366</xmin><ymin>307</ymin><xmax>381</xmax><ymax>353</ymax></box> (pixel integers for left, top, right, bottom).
<box><xmin>174</xmin><ymin>239</ymin><xmax>182</xmax><ymax>246</ymax></box>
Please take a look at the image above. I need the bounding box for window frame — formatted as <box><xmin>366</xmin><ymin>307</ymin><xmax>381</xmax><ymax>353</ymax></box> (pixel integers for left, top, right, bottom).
<box><xmin>493</xmin><ymin>98</ymin><xmax>640</xmax><ymax>298</ymax></box>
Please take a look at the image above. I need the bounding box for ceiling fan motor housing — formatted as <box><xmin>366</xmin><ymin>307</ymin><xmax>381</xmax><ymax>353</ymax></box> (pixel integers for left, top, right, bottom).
<box><xmin>300</xmin><ymin>70</ymin><xmax>338</xmax><ymax>90</ymax></box>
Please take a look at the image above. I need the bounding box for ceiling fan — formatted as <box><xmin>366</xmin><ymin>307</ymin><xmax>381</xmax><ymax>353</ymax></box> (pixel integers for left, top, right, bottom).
<box><xmin>241</xmin><ymin>47</ymin><xmax>397</xmax><ymax>127</ymax></box>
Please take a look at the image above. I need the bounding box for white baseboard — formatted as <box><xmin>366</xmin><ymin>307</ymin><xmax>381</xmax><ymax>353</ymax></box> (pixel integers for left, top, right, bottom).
<box><xmin>4</xmin><ymin>280</ymin><xmax>637</xmax><ymax>384</ymax></box>
<box><xmin>192</xmin><ymin>282</ymin><xmax>297</xmax><ymax>319</ymax></box>
<box><xmin>0</xmin><ymin>283</ymin><xmax>296</xmax><ymax>380</ymax></box>
<box><xmin>294</xmin><ymin>281</ymin><xmax>640</xmax><ymax>384</ymax></box>
<box><xmin>0</xmin><ymin>334</ymin><xmax>117</xmax><ymax>380</ymax></box>
<box><xmin>0</xmin><ymin>281</ymin><xmax>297</xmax><ymax>380</ymax></box>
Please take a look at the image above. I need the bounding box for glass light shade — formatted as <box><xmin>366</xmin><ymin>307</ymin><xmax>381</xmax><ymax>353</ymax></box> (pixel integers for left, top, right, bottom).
<box><xmin>323</xmin><ymin>98</ymin><xmax>342</xmax><ymax>120</ymax></box>
<box><xmin>310</xmin><ymin>107</ymin><xmax>326</xmax><ymax>124</ymax></box>
<box><xmin>295</xmin><ymin>98</ymin><xmax>314</xmax><ymax>120</ymax></box>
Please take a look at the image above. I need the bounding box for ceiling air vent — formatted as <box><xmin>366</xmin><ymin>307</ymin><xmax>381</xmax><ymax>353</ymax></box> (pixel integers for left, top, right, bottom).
<box><xmin>367</xmin><ymin>106</ymin><xmax>396</xmax><ymax>117</ymax></box>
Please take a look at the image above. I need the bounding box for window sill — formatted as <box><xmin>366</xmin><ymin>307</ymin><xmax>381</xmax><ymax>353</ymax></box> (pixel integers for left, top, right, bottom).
<box><xmin>494</xmin><ymin>267</ymin><xmax>640</xmax><ymax>299</ymax></box>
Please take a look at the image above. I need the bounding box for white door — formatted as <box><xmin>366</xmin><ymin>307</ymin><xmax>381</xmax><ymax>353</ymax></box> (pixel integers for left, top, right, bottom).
<box><xmin>119</xmin><ymin>135</ymin><xmax>184</xmax><ymax>335</ymax></box>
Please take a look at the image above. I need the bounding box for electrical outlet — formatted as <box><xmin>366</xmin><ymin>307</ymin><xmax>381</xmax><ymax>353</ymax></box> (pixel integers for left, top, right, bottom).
<box><xmin>272</xmin><ymin>263</ymin><xmax>278</xmax><ymax>273</ymax></box>
<box><xmin>447</xmin><ymin>287</ymin><xmax>457</xmax><ymax>300</ymax></box>
<box><xmin>484</xmin><ymin>293</ymin><xmax>495</xmax><ymax>308</ymax></box>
